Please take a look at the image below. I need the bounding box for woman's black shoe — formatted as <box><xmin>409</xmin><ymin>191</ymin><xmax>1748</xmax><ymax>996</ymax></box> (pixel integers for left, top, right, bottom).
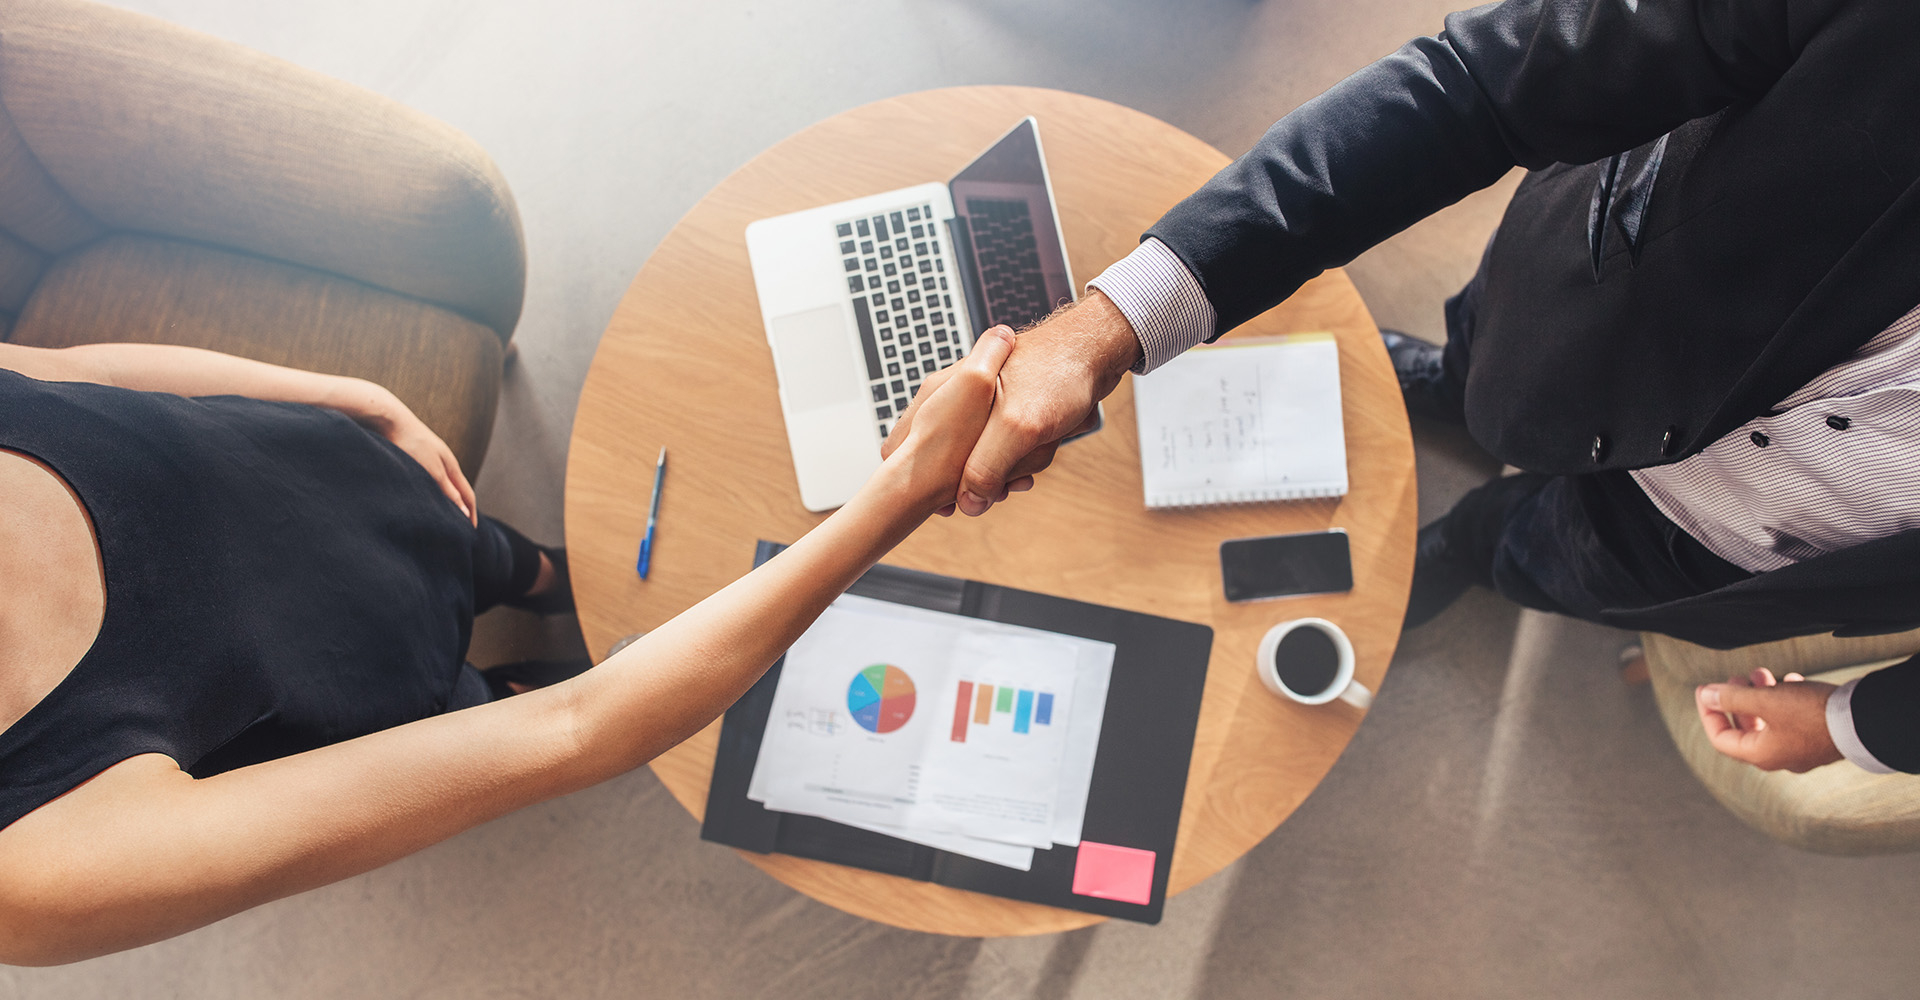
<box><xmin>1380</xmin><ymin>330</ymin><xmax>1466</xmax><ymax>425</ymax></box>
<box><xmin>505</xmin><ymin>546</ymin><xmax>574</xmax><ymax>616</ymax></box>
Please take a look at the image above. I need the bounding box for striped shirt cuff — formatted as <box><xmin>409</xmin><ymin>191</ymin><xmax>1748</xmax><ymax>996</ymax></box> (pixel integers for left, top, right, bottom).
<box><xmin>1086</xmin><ymin>238</ymin><xmax>1217</xmax><ymax>375</ymax></box>
<box><xmin>1827</xmin><ymin>677</ymin><xmax>1898</xmax><ymax>774</ymax></box>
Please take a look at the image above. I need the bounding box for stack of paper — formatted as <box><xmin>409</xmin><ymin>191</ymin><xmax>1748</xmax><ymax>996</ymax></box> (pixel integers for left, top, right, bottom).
<box><xmin>748</xmin><ymin>594</ymin><xmax>1115</xmax><ymax>870</ymax></box>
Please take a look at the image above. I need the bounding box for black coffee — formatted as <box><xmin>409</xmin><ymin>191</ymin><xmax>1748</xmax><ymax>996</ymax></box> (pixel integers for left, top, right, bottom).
<box><xmin>1273</xmin><ymin>626</ymin><xmax>1341</xmax><ymax>697</ymax></box>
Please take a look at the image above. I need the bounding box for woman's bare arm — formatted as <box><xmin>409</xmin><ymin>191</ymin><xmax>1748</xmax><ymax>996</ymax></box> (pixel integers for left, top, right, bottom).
<box><xmin>0</xmin><ymin>341</ymin><xmax>476</xmax><ymax>522</ymax></box>
<box><xmin>0</xmin><ymin>342</ymin><xmax>398</xmax><ymax>420</ymax></box>
<box><xmin>0</xmin><ymin>328</ymin><xmax>1018</xmax><ymax>966</ymax></box>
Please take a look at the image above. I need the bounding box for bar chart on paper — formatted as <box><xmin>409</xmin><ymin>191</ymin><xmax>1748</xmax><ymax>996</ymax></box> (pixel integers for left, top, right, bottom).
<box><xmin>951</xmin><ymin>680</ymin><xmax>1056</xmax><ymax>741</ymax></box>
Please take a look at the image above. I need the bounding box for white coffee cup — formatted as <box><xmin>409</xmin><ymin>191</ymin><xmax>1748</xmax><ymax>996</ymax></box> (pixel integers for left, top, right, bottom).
<box><xmin>1255</xmin><ymin>618</ymin><xmax>1370</xmax><ymax>710</ymax></box>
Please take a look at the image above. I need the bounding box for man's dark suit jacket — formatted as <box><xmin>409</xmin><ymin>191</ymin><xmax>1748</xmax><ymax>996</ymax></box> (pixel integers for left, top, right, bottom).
<box><xmin>1144</xmin><ymin>0</ymin><xmax>1920</xmax><ymax>766</ymax></box>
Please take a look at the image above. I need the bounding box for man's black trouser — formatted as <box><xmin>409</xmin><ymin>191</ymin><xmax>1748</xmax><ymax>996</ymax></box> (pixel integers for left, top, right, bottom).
<box><xmin>1433</xmin><ymin>256</ymin><xmax>1753</xmax><ymax>621</ymax></box>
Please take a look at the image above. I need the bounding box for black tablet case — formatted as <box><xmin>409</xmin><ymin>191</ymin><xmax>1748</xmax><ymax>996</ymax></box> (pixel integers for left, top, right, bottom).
<box><xmin>700</xmin><ymin>541</ymin><xmax>1213</xmax><ymax>924</ymax></box>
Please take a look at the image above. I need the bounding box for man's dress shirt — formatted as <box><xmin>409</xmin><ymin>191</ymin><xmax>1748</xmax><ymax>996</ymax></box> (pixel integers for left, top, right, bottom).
<box><xmin>1089</xmin><ymin>241</ymin><xmax>1916</xmax><ymax>772</ymax></box>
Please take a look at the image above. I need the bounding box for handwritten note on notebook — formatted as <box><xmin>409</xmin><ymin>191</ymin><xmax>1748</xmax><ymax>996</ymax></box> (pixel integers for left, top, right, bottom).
<box><xmin>1132</xmin><ymin>333</ymin><xmax>1347</xmax><ymax>508</ymax></box>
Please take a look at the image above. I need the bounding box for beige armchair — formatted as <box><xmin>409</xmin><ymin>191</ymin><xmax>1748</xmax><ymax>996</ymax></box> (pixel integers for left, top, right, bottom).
<box><xmin>0</xmin><ymin>0</ymin><xmax>524</xmax><ymax>471</ymax></box>
<box><xmin>1642</xmin><ymin>629</ymin><xmax>1920</xmax><ymax>854</ymax></box>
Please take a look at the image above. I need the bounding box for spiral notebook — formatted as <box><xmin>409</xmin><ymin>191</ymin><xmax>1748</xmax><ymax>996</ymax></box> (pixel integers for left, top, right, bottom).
<box><xmin>1132</xmin><ymin>333</ymin><xmax>1347</xmax><ymax>508</ymax></box>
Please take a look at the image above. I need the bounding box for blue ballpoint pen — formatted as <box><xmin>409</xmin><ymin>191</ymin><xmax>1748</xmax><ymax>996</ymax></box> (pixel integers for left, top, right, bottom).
<box><xmin>636</xmin><ymin>446</ymin><xmax>667</xmax><ymax>579</ymax></box>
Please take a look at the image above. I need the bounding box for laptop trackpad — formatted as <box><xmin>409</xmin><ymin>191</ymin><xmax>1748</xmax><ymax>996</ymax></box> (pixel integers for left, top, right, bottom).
<box><xmin>770</xmin><ymin>305</ymin><xmax>863</xmax><ymax>414</ymax></box>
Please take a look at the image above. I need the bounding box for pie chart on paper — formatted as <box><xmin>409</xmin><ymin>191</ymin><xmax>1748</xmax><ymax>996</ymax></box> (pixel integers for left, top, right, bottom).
<box><xmin>847</xmin><ymin>663</ymin><xmax>916</xmax><ymax>734</ymax></box>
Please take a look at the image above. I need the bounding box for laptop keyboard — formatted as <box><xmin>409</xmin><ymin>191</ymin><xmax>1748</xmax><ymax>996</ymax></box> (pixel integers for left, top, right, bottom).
<box><xmin>836</xmin><ymin>203</ymin><xmax>967</xmax><ymax>443</ymax></box>
<box><xmin>963</xmin><ymin>197</ymin><xmax>1050</xmax><ymax>329</ymax></box>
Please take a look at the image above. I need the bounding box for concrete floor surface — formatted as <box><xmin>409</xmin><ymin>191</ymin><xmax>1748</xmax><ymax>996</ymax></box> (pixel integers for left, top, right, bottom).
<box><xmin>7</xmin><ymin>1</ymin><xmax>1920</xmax><ymax>997</ymax></box>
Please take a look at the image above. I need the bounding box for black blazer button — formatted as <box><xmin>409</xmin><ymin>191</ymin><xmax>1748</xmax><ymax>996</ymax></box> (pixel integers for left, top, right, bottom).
<box><xmin>1661</xmin><ymin>425</ymin><xmax>1680</xmax><ymax>456</ymax></box>
<box><xmin>1590</xmin><ymin>434</ymin><xmax>1606</xmax><ymax>463</ymax></box>
<box><xmin>1750</xmin><ymin>430</ymin><xmax>1770</xmax><ymax>448</ymax></box>
<box><xmin>1827</xmin><ymin>415</ymin><xmax>1851</xmax><ymax>431</ymax></box>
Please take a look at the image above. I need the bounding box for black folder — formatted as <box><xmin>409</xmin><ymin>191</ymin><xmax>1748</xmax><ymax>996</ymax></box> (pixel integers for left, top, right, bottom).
<box><xmin>701</xmin><ymin>541</ymin><xmax>1213</xmax><ymax>924</ymax></box>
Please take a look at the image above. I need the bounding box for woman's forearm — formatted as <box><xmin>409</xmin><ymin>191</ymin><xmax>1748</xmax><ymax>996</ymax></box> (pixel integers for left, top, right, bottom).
<box><xmin>551</xmin><ymin>446</ymin><xmax>943</xmax><ymax>786</ymax></box>
<box><xmin>537</xmin><ymin>339</ymin><xmax>1008</xmax><ymax>786</ymax></box>
<box><xmin>2</xmin><ymin>341</ymin><xmax>477</xmax><ymax>525</ymax></box>
<box><xmin>36</xmin><ymin>343</ymin><xmax>403</xmax><ymax>427</ymax></box>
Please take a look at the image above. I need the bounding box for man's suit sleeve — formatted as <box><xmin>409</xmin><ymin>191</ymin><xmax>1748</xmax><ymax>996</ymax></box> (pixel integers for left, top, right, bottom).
<box><xmin>1146</xmin><ymin>0</ymin><xmax>1841</xmax><ymax>334</ymax></box>
<box><xmin>1842</xmin><ymin>658</ymin><xmax>1920</xmax><ymax>773</ymax></box>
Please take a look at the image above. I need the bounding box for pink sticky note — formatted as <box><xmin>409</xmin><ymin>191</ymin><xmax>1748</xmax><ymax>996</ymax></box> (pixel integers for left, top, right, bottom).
<box><xmin>1070</xmin><ymin>841</ymin><xmax>1156</xmax><ymax>905</ymax></box>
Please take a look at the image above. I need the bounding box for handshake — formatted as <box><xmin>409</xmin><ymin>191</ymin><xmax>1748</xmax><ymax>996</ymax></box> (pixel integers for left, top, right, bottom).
<box><xmin>879</xmin><ymin>290</ymin><xmax>1143</xmax><ymax>518</ymax></box>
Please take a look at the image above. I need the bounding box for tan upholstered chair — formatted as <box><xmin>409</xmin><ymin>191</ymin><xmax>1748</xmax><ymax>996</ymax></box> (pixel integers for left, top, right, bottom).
<box><xmin>1642</xmin><ymin>629</ymin><xmax>1920</xmax><ymax>854</ymax></box>
<box><xmin>0</xmin><ymin>0</ymin><xmax>524</xmax><ymax>471</ymax></box>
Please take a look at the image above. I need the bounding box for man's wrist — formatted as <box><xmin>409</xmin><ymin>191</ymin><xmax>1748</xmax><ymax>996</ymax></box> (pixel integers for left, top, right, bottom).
<box><xmin>1086</xmin><ymin>237</ymin><xmax>1217</xmax><ymax>374</ymax></box>
<box><xmin>1074</xmin><ymin>289</ymin><xmax>1143</xmax><ymax>385</ymax></box>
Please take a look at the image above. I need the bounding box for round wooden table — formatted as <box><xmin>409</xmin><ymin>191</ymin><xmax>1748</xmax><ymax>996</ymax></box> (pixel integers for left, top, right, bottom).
<box><xmin>564</xmin><ymin>86</ymin><xmax>1416</xmax><ymax>936</ymax></box>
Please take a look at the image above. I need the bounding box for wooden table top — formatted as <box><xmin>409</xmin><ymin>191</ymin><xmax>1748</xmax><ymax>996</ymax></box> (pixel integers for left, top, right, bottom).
<box><xmin>564</xmin><ymin>85</ymin><xmax>1416</xmax><ymax>937</ymax></box>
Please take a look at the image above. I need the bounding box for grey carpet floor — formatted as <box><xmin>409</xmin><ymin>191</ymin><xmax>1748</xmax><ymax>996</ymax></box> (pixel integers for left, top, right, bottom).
<box><xmin>8</xmin><ymin>2</ymin><xmax>1920</xmax><ymax>997</ymax></box>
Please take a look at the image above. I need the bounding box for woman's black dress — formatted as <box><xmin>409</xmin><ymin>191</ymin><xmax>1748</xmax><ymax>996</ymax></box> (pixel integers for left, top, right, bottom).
<box><xmin>0</xmin><ymin>368</ymin><xmax>490</xmax><ymax>829</ymax></box>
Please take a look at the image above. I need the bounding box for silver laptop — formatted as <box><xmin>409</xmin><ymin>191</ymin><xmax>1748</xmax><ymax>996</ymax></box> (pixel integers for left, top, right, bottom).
<box><xmin>747</xmin><ymin>118</ymin><xmax>1076</xmax><ymax>511</ymax></box>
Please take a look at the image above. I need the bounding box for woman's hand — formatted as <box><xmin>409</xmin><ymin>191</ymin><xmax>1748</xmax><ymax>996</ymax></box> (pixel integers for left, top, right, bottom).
<box><xmin>880</xmin><ymin>327</ymin><xmax>1023</xmax><ymax>517</ymax></box>
<box><xmin>352</xmin><ymin>391</ymin><xmax>477</xmax><ymax>526</ymax></box>
<box><xmin>1695</xmin><ymin>668</ymin><xmax>1842</xmax><ymax>772</ymax></box>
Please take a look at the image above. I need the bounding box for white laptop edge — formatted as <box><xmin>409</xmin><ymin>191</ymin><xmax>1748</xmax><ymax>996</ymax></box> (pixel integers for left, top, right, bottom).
<box><xmin>746</xmin><ymin>182</ymin><xmax>967</xmax><ymax>512</ymax></box>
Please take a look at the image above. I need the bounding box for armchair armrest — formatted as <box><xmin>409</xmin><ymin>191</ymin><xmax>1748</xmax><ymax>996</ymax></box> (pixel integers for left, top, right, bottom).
<box><xmin>0</xmin><ymin>0</ymin><xmax>525</xmax><ymax>340</ymax></box>
<box><xmin>1642</xmin><ymin>628</ymin><xmax>1920</xmax><ymax>689</ymax></box>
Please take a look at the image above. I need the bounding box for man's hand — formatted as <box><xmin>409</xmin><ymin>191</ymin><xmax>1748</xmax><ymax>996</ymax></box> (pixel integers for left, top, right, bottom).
<box><xmin>1695</xmin><ymin>668</ymin><xmax>1842</xmax><ymax>773</ymax></box>
<box><xmin>885</xmin><ymin>290</ymin><xmax>1142</xmax><ymax>516</ymax></box>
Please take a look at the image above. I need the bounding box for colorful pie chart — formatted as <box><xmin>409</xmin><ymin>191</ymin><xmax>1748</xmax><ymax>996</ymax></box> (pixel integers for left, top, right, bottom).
<box><xmin>847</xmin><ymin>663</ymin><xmax>916</xmax><ymax>734</ymax></box>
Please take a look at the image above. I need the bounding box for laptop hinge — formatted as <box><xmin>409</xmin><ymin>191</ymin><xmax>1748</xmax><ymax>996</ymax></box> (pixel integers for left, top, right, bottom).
<box><xmin>945</xmin><ymin>214</ymin><xmax>991</xmax><ymax>340</ymax></box>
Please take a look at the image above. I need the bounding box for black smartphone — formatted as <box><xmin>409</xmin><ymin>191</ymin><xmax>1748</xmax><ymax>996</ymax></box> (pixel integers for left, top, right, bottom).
<box><xmin>1220</xmin><ymin>529</ymin><xmax>1353</xmax><ymax>602</ymax></box>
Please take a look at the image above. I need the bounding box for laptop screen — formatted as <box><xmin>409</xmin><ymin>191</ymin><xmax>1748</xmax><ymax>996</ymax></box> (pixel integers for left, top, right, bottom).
<box><xmin>948</xmin><ymin>119</ymin><xmax>1074</xmax><ymax>333</ymax></box>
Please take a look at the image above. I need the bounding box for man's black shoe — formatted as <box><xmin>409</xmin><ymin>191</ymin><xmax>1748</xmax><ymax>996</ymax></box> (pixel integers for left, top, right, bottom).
<box><xmin>1381</xmin><ymin>330</ymin><xmax>1465</xmax><ymax>425</ymax></box>
<box><xmin>1404</xmin><ymin>519</ymin><xmax>1474</xmax><ymax>629</ymax></box>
